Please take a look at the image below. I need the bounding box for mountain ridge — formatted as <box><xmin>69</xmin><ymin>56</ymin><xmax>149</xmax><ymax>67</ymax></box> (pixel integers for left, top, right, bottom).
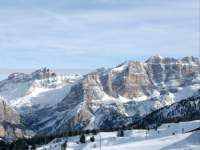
<box><xmin>0</xmin><ymin>56</ymin><xmax>199</xmax><ymax>139</ymax></box>
<box><xmin>28</xmin><ymin>56</ymin><xmax>200</xmax><ymax>134</ymax></box>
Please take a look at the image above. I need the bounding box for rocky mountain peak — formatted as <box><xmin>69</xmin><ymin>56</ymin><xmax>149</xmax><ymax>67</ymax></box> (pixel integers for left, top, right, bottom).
<box><xmin>4</xmin><ymin>67</ymin><xmax>57</xmax><ymax>83</ymax></box>
<box><xmin>181</xmin><ymin>56</ymin><xmax>200</xmax><ymax>64</ymax></box>
<box><xmin>146</xmin><ymin>55</ymin><xmax>178</xmax><ymax>64</ymax></box>
<box><xmin>0</xmin><ymin>56</ymin><xmax>199</xmax><ymax>137</ymax></box>
<box><xmin>7</xmin><ymin>72</ymin><xmax>31</xmax><ymax>83</ymax></box>
<box><xmin>31</xmin><ymin>67</ymin><xmax>56</xmax><ymax>80</ymax></box>
<box><xmin>145</xmin><ymin>55</ymin><xmax>164</xmax><ymax>63</ymax></box>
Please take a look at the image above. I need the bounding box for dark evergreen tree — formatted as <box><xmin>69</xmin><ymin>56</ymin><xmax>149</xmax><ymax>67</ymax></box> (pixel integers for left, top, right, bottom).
<box><xmin>117</xmin><ymin>130</ymin><xmax>124</xmax><ymax>137</ymax></box>
<box><xmin>92</xmin><ymin>129</ymin><xmax>98</xmax><ymax>135</ymax></box>
<box><xmin>90</xmin><ymin>136</ymin><xmax>95</xmax><ymax>142</ymax></box>
<box><xmin>80</xmin><ymin>134</ymin><xmax>86</xmax><ymax>143</ymax></box>
<box><xmin>84</xmin><ymin>130</ymin><xmax>90</xmax><ymax>135</ymax></box>
<box><xmin>68</xmin><ymin>131</ymin><xmax>73</xmax><ymax>137</ymax></box>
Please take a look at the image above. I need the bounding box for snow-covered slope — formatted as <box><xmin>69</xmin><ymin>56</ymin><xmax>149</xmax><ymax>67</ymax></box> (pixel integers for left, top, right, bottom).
<box><xmin>0</xmin><ymin>56</ymin><xmax>200</xmax><ymax>138</ymax></box>
<box><xmin>0</xmin><ymin>68</ymin><xmax>81</xmax><ymax>139</ymax></box>
<box><xmin>137</xmin><ymin>95</ymin><xmax>200</xmax><ymax>129</ymax></box>
<box><xmin>0</xmin><ymin>98</ymin><xmax>33</xmax><ymax>139</ymax></box>
<box><xmin>37</xmin><ymin>120</ymin><xmax>200</xmax><ymax>150</ymax></box>
<box><xmin>0</xmin><ymin>68</ymin><xmax>80</xmax><ymax>113</ymax></box>
<box><xmin>21</xmin><ymin>56</ymin><xmax>200</xmax><ymax>134</ymax></box>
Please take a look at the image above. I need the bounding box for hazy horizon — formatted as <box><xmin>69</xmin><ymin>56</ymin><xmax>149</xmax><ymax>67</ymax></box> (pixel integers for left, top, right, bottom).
<box><xmin>0</xmin><ymin>55</ymin><xmax>199</xmax><ymax>80</ymax></box>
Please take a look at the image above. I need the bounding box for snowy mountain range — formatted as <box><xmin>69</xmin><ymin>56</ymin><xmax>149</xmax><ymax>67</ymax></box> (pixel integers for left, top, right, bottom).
<box><xmin>0</xmin><ymin>56</ymin><xmax>199</xmax><ymax>139</ymax></box>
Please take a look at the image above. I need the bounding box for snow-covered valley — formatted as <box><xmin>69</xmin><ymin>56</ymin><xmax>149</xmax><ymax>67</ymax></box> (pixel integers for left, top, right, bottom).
<box><xmin>37</xmin><ymin>120</ymin><xmax>200</xmax><ymax>150</ymax></box>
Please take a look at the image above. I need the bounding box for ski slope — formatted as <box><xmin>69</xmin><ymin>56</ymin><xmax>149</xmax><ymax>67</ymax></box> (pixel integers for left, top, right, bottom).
<box><xmin>37</xmin><ymin>120</ymin><xmax>200</xmax><ymax>150</ymax></box>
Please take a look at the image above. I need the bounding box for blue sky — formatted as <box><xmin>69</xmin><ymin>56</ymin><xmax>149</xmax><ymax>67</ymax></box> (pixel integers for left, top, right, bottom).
<box><xmin>0</xmin><ymin>0</ymin><xmax>199</xmax><ymax>78</ymax></box>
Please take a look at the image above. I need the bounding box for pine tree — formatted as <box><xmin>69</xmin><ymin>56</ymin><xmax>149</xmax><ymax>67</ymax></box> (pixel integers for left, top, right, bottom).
<box><xmin>68</xmin><ymin>131</ymin><xmax>73</xmax><ymax>137</ymax></box>
<box><xmin>117</xmin><ymin>130</ymin><xmax>124</xmax><ymax>137</ymax></box>
<box><xmin>84</xmin><ymin>130</ymin><xmax>90</xmax><ymax>135</ymax></box>
<box><xmin>92</xmin><ymin>129</ymin><xmax>97</xmax><ymax>135</ymax></box>
<box><xmin>90</xmin><ymin>136</ymin><xmax>95</xmax><ymax>142</ymax></box>
<box><xmin>80</xmin><ymin>134</ymin><xmax>86</xmax><ymax>143</ymax></box>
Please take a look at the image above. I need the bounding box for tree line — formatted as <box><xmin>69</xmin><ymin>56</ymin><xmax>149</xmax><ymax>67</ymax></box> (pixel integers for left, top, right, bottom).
<box><xmin>0</xmin><ymin>125</ymin><xmax>130</xmax><ymax>150</ymax></box>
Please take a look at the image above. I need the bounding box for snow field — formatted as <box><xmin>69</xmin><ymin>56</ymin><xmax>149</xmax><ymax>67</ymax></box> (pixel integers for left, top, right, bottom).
<box><xmin>37</xmin><ymin>120</ymin><xmax>200</xmax><ymax>150</ymax></box>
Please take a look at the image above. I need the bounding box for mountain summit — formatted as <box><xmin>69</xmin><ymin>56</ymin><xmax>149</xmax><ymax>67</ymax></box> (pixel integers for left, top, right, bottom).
<box><xmin>0</xmin><ymin>56</ymin><xmax>199</xmax><ymax>138</ymax></box>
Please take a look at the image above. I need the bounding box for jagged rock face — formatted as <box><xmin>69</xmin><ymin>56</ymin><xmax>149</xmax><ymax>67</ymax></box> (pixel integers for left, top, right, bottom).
<box><xmin>119</xmin><ymin>62</ymin><xmax>153</xmax><ymax>98</ymax></box>
<box><xmin>146</xmin><ymin>56</ymin><xmax>200</xmax><ymax>87</ymax></box>
<box><xmin>0</xmin><ymin>124</ymin><xmax>5</xmax><ymax>137</ymax></box>
<box><xmin>58</xmin><ymin>73</ymin><xmax>104</xmax><ymax>109</ymax></box>
<box><xmin>27</xmin><ymin>56</ymin><xmax>199</xmax><ymax>134</ymax></box>
<box><xmin>70</xmin><ymin>61</ymin><xmax>154</xmax><ymax>101</ymax></box>
<box><xmin>32</xmin><ymin>73</ymin><xmax>104</xmax><ymax>133</ymax></box>
<box><xmin>0</xmin><ymin>122</ymin><xmax>24</xmax><ymax>138</ymax></box>
<box><xmin>56</xmin><ymin>103</ymin><xmax>93</xmax><ymax>133</ymax></box>
<box><xmin>6</xmin><ymin>68</ymin><xmax>57</xmax><ymax>83</ymax></box>
<box><xmin>81</xmin><ymin>57</ymin><xmax>195</xmax><ymax>103</ymax></box>
<box><xmin>7</xmin><ymin>73</ymin><xmax>31</xmax><ymax>83</ymax></box>
<box><xmin>0</xmin><ymin>56</ymin><xmax>199</xmax><ymax>136</ymax></box>
<box><xmin>0</xmin><ymin>100</ymin><xmax>31</xmax><ymax>139</ymax></box>
<box><xmin>26</xmin><ymin>56</ymin><xmax>200</xmax><ymax>134</ymax></box>
<box><xmin>82</xmin><ymin>74</ymin><xmax>104</xmax><ymax>101</ymax></box>
<box><xmin>32</xmin><ymin>67</ymin><xmax>56</xmax><ymax>80</ymax></box>
<box><xmin>93</xmin><ymin>104</ymin><xmax>129</xmax><ymax>129</ymax></box>
<box><xmin>99</xmin><ymin>56</ymin><xmax>200</xmax><ymax>100</ymax></box>
<box><xmin>0</xmin><ymin>100</ymin><xmax>20</xmax><ymax>124</ymax></box>
<box><xmin>0</xmin><ymin>68</ymin><xmax>57</xmax><ymax>89</ymax></box>
<box><xmin>55</xmin><ymin>73</ymin><xmax>104</xmax><ymax>112</ymax></box>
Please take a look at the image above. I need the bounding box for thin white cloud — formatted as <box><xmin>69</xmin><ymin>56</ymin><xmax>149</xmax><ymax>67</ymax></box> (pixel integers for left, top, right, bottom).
<box><xmin>0</xmin><ymin>0</ymin><xmax>199</xmax><ymax>71</ymax></box>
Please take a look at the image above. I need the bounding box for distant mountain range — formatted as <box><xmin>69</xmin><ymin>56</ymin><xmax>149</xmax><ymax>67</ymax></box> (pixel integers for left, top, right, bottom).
<box><xmin>0</xmin><ymin>56</ymin><xmax>199</xmax><ymax>140</ymax></box>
